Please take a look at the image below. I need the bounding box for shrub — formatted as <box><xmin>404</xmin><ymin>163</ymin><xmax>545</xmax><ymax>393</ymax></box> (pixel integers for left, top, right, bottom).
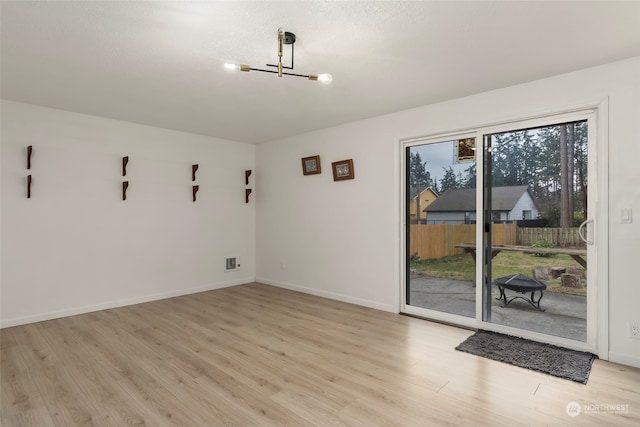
<box><xmin>532</xmin><ymin>239</ymin><xmax>556</xmax><ymax>257</ymax></box>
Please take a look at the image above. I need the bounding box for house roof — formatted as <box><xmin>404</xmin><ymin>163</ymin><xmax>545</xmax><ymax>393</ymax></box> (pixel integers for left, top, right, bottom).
<box><xmin>409</xmin><ymin>187</ymin><xmax>438</xmax><ymax>200</ymax></box>
<box><xmin>425</xmin><ymin>185</ymin><xmax>532</xmax><ymax>212</ymax></box>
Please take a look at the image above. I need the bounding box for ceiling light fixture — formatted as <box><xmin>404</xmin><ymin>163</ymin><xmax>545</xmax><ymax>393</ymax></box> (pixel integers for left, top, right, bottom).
<box><xmin>225</xmin><ymin>29</ymin><xmax>332</xmax><ymax>84</ymax></box>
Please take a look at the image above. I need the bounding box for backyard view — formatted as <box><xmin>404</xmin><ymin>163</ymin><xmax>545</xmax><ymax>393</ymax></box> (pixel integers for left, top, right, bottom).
<box><xmin>407</xmin><ymin>119</ymin><xmax>589</xmax><ymax>342</ymax></box>
<box><xmin>410</xmin><ymin>252</ymin><xmax>586</xmax><ymax>297</ymax></box>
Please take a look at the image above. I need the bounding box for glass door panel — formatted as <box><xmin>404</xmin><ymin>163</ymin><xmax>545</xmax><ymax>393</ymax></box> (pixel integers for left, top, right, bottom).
<box><xmin>483</xmin><ymin>121</ymin><xmax>589</xmax><ymax>342</ymax></box>
<box><xmin>406</xmin><ymin>138</ymin><xmax>477</xmax><ymax>318</ymax></box>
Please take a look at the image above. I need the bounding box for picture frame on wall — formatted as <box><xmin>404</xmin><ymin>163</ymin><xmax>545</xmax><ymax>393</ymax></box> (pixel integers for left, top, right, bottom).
<box><xmin>301</xmin><ymin>155</ymin><xmax>321</xmax><ymax>175</ymax></box>
<box><xmin>331</xmin><ymin>159</ymin><xmax>354</xmax><ymax>181</ymax></box>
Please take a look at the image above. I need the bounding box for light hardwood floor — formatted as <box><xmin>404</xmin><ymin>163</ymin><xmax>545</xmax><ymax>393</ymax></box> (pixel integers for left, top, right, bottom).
<box><xmin>2</xmin><ymin>283</ymin><xmax>639</xmax><ymax>426</ymax></box>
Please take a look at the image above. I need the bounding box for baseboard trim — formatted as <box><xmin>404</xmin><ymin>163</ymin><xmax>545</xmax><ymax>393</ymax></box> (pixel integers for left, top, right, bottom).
<box><xmin>0</xmin><ymin>277</ymin><xmax>255</xmax><ymax>329</ymax></box>
<box><xmin>608</xmin><ymin>351</ymin><xmax>640</xmax><ymax>369</ymax></box>
<box><xmin>256</xmin><ymin>277</ymin><xmax>396</xmax><ymax>313</ymax></box>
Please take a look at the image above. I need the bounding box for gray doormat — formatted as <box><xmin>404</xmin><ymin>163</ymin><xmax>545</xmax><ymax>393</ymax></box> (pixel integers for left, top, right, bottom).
<box><xmin>455</xmin><ymin>330</ymin><xmax>596</xmax><ymax>384</ymax></box>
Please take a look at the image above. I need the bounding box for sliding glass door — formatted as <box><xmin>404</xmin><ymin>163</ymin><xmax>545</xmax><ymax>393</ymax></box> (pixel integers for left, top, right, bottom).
<box><xmin>482</xmin><ymin>119</ymin><xmax>593</xmax><ymax>343</ymax></box>
<box><xmin>403</xmin><ymin>110</ymin><xmax>598</xmax><ymax>351</ymax></box>
<box><xmin>405</xmin><ymin>135</ymin><xmax>477</xmax><ymax>324</ymax></box>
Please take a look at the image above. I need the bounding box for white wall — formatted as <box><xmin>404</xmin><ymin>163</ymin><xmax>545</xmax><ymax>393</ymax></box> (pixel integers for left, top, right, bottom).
<box><xmin>256</xmin><ymin>57</ymin><xmax>640</xmax><ymax>367</ymax></box>
<box><xmin>256</xmin><ymin>127</ymin><xmax>398</xmax><ymax>312</ymax></box>
<box><xmin>1</xmin><ymin>100</ymin><xmax>255</xmax><ymax>327</ymax></box>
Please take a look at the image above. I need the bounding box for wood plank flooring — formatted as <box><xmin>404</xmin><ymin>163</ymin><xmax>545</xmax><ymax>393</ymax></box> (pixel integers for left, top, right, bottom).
<box><xmin>2</xmin><ymin>283</ymin><xmax>639</xmax><ymax>426</ymax></box>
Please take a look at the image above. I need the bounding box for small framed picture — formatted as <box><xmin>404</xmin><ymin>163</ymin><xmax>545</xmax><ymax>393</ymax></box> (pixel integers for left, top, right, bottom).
<box><xmin>455</xmin><ymin>138</ymin><xmax>476</xmax><ymax>163</ymax></box>
<box><xmin>331</xmin><ymin>159</ymin><xmax>354</xmax><ymax>181</ymax></box>
<box><xmin>301</xmin><ymin>155</ymin><xmax>321</xmax><ymax>175</ymax></box>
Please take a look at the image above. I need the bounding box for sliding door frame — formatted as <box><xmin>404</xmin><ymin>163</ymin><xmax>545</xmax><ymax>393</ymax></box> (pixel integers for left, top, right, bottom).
<box><xmin>399</xmin><ymin>100</ymin><xmax>609</xmax><ymax>359</ymax></box>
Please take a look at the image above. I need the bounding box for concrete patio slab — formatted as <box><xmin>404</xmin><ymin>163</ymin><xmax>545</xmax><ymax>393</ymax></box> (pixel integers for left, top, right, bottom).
<box><xmin>409</xmin><ymin>275</ymin><xmax>587</xmax><ymax>342</ymax></box>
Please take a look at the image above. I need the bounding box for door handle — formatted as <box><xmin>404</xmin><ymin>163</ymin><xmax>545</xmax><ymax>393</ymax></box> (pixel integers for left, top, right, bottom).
<box><xmin>578</xmin><ymin>219</ymin><xmax>594</xmax><ymax>245</ymax></box>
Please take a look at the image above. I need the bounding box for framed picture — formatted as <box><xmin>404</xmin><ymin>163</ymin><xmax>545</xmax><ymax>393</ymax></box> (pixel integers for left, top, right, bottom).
<box><xmin>455</xmin><ymin>138</ymin><xmax>476</xmax><ymax>163</ymax></box>
<box><xmin>331</xmin><ymin>159</ymin><xmax>354</xmax><ymax>181</ymax></box>
<box><xmin>301</xmin><ymin>155</ymin><xmax>321</xmax><ymax>175</ymax></box>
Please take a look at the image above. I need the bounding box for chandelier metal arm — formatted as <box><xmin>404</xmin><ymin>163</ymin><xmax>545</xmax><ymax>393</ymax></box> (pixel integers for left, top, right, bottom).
<box><xmin>266</xmin><ymin>38</ymin><xmax>294</xmax><ymax>70</ymax></box>
<box><xmin>248</xmin><ymin>67</ymin><xmax>310</xmax><ymax>79</ymax></box>
<box><xmin>266</xmin><ymin>64</ymin><xmax>294</xmax><ymax>70</ymax></box>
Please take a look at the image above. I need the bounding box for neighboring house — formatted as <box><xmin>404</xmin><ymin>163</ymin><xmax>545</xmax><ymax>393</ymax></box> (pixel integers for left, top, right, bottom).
<box><xmin>425</xmin><ymin>185</ymin><xmax>539</xmax><ymax>224</ymax></box>
<box><xmin>409</xmin><ymin>187</ymin><xmax>438</xmax><ymax>223</ymax></box>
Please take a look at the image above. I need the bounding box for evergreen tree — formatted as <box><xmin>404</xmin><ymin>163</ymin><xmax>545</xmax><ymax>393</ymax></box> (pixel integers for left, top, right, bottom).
<box><xmin>461</xmin><ymin>163</ymin><xmax>477</xmax><ymax>189</ymax></box>
<box><xmin>573</xmin><ymin>121</ymin><xmax>588</xmax><ymax>219</ymax></box>
<box><xmin>560</xmin><ymin>125</ymin><xmax>572</xmax><ymax>228</ymax></box>
<box><xmin>408</xmin><ymin>151</ymin><xmax>434</xmax><ymax>224</ymax></box>
<box><xmin>439</xmin><ymin>166</ymin><xmax>459</xmax><ymax>192</ymax></box>
<box><xmin>408</xmin><ymin>152</ymin><xmax>433</xmax><ymax>188</ymax></box>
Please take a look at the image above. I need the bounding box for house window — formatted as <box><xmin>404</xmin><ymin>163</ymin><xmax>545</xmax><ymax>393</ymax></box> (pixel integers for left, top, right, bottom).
<box><xmin>522</xmin><ymin>210</ymin><xmax>532</xmax><ymax>220</ymax></box>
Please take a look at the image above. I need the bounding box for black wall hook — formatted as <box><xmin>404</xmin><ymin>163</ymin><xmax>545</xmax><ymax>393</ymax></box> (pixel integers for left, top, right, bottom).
<box><xmin>27</xmin><ymin>145</ymin><xmax>33</xmax><ymax>169</ymax></box>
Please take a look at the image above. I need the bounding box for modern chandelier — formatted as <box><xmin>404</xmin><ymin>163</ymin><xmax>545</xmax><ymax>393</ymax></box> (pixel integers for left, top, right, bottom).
<box><xmin>224</xmin><ymin>29</ymin><xmax>332</xmax><ymax>84</ymax></box>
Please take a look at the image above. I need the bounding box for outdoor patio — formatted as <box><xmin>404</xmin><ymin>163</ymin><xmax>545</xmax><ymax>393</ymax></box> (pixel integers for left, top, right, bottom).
<box><xmin>409</xmin><ymin>275</ymin><xmax>587</xmax><ymax>342</ymax></box>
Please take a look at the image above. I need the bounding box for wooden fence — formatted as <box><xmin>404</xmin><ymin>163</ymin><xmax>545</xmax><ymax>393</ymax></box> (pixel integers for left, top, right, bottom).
<box><xmin>517</xmin><ymin>227</ymin><xmax>584</xmax><ymax>247</ymax></box>
<box><xmin>409</xmin><ymin>223</ymin><xmax>517</xmax><ymax>260</ymax></box>
<box><xmin>410</xmin><ymin>224</ymin><xmax>584</xmax><ymax>260</ymax></box>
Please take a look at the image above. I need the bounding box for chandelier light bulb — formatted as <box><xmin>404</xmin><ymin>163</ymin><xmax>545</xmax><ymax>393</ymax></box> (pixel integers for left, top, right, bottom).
<box><xmin>317</xmin><ymin>73</ymin><xmax>333</xmax><ymax>84</ymax></box>
<box><xmin>225</xmin><ymin>63</ymin><xmax>251</xmax><ymax>72</ymax></box>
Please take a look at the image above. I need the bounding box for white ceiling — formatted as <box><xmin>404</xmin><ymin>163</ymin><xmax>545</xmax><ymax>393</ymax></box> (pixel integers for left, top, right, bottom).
<box><xmin>2</xmin><ymin>1</ymin><xmax>640</xmax><ymax>144</ymax></box>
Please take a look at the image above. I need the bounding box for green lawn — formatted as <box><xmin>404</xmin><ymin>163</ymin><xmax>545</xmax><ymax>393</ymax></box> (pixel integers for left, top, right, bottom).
<box><xmin>410</xmin><ymin>251</ymin><xmax>586</xmax><ymax>296</ymax></box>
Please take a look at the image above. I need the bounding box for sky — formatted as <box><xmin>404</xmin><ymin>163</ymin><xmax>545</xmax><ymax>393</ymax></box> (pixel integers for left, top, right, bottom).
<box><xmin>411</xmin><ymin>140</ymin><xmax>473</xmax><ymax>186</ymax></box>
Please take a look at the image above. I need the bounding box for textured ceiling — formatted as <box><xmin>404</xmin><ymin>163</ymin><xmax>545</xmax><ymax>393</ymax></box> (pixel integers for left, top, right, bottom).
<box><xmin>2</xmin><ymin>1</ymin><xmax>640</xmax><ymax>144</ymax></box>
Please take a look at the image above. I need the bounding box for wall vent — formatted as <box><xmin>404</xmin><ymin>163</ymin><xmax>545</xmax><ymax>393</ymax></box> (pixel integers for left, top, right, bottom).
<box><xmin>225</xmin><ymin>257</ymin><xmax>240</xmax><ymax>272</ymax></box>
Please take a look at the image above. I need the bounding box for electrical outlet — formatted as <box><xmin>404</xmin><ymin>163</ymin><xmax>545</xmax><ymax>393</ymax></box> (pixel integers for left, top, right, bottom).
<box><xmin>629</xmin><ymin>322</ymin><xmax>640</xmax><ymax>339</ymax></box>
